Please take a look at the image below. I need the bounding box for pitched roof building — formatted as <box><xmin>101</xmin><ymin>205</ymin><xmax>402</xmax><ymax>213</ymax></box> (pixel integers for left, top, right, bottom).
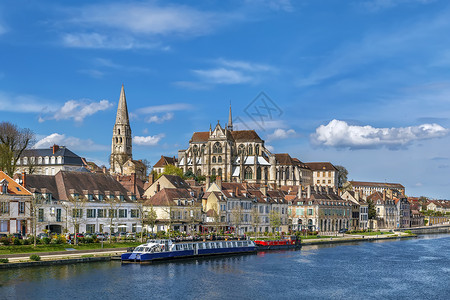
<box><xmin>16</xmin><ymin>145</ymin><xmax>86</xmax><ymax>175</ymax></box>
<box><xmin>350</xmin><ymin>181</ymin><xmax>405</xmax><ymax>197</ymax></box>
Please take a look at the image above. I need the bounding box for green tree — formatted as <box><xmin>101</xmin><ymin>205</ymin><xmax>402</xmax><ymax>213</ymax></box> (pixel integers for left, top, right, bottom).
<box><xmin>184</xmin><ymin>170</ymin><xmax>195</xmax><ymax>179</ymax></box>
<box><xmin>269</xmin><ymin>209</ymin><xmax>282</xmax><ymax>233</ymax></box>
<box><xmin>367</xmin><ymin>199</ymin><xmax>377</xmax><ymax>220</ymax></box>
<box><xmin>334</xmin><ymin>165</ymin><xmax>348</xmax><ymax>189</ymax></box>
<box><xmin>0</xmin><ymin>122</ymin><xmax>34</xmax><ymax>176</ymax></box>
<box><xmin>162</xmin><ymin>164</ymin><xmax>184</xmax><ymax>178</ymax></box>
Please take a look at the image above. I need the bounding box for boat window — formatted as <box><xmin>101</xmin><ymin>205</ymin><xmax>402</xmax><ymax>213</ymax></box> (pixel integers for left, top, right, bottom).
<box><xmin>198</xmin><ymin>243</ymin><xmax>203</xmax><ymax>250</ymax></box>
<box><xmin>216</xmin><ymin>242</ymin><xmax>221</xmax><ymax>248</ymax></box>
<box><xmin>135</xmin><ymin>247</ymin><xmax>143</xmax><ymax>252</ymax></box>
<box><xmin>210</xmin><ymin>243</ymin><xmax>216</xmax><ymax>249</ymax></box>
<box><xmin>206</xmin><ymin>243</ymin><xmax>211</xmax><ymax>249</ymax></box>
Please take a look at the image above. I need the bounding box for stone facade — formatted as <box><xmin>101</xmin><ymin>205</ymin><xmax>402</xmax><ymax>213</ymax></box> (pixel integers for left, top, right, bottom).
<box><xmin>177</xmin><ymin>108</ymin><xmax>312</xmax><ymax>188</ymax></box>
<box><xmin>110</xmin><ymin>85</ymin><xmax>133</xmax><ymax>174</ymax></box>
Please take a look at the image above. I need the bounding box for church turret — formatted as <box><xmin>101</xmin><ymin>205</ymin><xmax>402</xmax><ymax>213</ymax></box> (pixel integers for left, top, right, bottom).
<box><xmin>227</xmin><ymin>103</ymin><xmax>233</xmax><ymax>131</ymax></box>
<box><xmin>110</xmin><ymin>84</ymin><xmax>132</xmax><ymax>174</ymax></box>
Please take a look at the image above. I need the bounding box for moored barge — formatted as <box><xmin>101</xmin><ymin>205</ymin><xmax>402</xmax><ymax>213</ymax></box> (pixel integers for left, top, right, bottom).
<box><xmin>121</xmin><ymin>239</ymin><xmax>256</xmax><ymax>263</ymax></box>
<box><xmin>254</xmin><ymin>237</ymin><xmax>301</xmax><ymax>250</ymax></box>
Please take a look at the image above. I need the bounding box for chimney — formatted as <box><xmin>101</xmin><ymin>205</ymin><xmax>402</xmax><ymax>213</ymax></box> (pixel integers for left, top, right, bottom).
<box><xmin>157</xmin><ymin>182</ymin><xmax>161</xmax><ymax>192</ymax></box>
<box><xmin>235</xmin><ymin>187</ymin><xmax>239</xmax><ymax>197</ymax></box>
<box><xmin>383</xmin><ymin>190</ymin><xmax>386</xmax><ymax>201</ymax></box>
<box><xmin>297</xmin><ymin>185</ymin><xmax>302</xmax><ymax>199</ymax></box>
<box><xmin>148</xmin><ymin>172</ymin><xmax>155</xmax><ymax>185</ymax></box>
<box><xmin>52</xmin><ymin>144</ymin><xmax>59</xmax><ymax>154</ymax></box>
<box><xmin>206</xmin><ymin>176</ymin><xmax>210</xmax><ymax>189</ymax></box>
<box><xmin>216</xmin><ymin>176</ymin><xmax>222</xmax><ymax>190</ymax></box>
<box><xmin>21</xmin><ymin>172</ymin><xmax>26</xmax><ymax>188</ymax></box>
<box><xmin>260</xmin><ymin>184</ymin><xmax>267</xmax><ymax>196</ymax></box>
<box><xmin>307</xmin><ymin>185</ymin><xmax>311</xmax><ymax>199</ymax></box>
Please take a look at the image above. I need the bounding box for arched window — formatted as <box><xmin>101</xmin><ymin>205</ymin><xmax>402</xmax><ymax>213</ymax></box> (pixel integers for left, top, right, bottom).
<box><xmin>213</xmin><ymin>142</ymin><xmax>222</xmax><ymax>154</ymax></box>
<box><xmin>218</xmin><ymin>168</ymin><xmax>222</xmax><ymax>177</ymax></box>
<box><xmin>285</xmin><ymin>169</ymin><xmax>289</xmax><ymax>180</ymax></box>
<box><xmin>264</xmin><ymin>168</ymin><xmax>269</xmax><ymax>180</ymax></box>
<box><xmin>188</xmin><ymin>167</ymin><xmax>193</xmax><ymax>172</ymax></box>
<box><xmin>118</xmin><ymin>129</ymin><xmax>121</xmax><ymax>135</ymax></box>
<box><xmin>218</xmin><ymin>156</ymin><xmax>222</xmax><ymax>163</ymax></box>
<box><xmin>201</xmin><ymin>145</ymin><xmax>205</xmax><ymax>154</ymax></box>
<box><xmin>193</xmin><ymin>145</ymin><xmax>198</xmax><ymax>155</ymax></box>
<box><xmin>196</xmin><ymin>169</ymin><xmax>202</xmax><ymax>176</ymax></box>
<box><xmin>255</xmin><ymin>145</ymin><xmax>260</xmax><ymax>155</ymax></box>
<box><xmin>248</xmin><ymin>145</ymin><xmax>253</xmax><ymax>155</ymax></box>
<box><xmin>257</xmin><ymin>167</ymin><xmax>262</xmax><ymax>180</ymax></box>
<box><xmin>211</xmin><ymin>168</ymin><xmax>216</xmax><ymax>176</ymax></box>
<box><xmin>244</xmin><ymin>167</ymin><xmax>253</xmax><ymax>180</ymax></box>
<box><xmin>212</xmin><ymin>156</ymin><xmax>217</xmax><ymax>163</ymax></box>
<box><xmin>238</xmin><ymin>144</ymin><xmax>245</xmax><ymax>155</ymax></box>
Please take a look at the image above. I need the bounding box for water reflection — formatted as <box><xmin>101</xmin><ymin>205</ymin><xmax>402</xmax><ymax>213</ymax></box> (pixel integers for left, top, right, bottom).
<box><xmin>1</xmin><ymin>234</ymin><xmax>449</xmax><ymax>300</ymax></box>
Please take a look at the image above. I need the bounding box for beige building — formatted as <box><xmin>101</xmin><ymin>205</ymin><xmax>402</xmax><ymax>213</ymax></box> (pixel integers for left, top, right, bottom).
<box><xmin>0</xmin><ymin>171</ymin><xmax>32</xmax><ymax>235</ymax></box>
<box><xmin>350</xmin><ymin>181</ymin><xmax>405</xmax><ymax>197</ymax></box>
<box><xmin>305</xmin><ymin>162</ymin><xmax>338</xmax><ymax>190</ymax></box>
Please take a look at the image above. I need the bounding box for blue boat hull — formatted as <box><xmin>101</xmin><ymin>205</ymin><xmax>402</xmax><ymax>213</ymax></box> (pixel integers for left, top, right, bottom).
<box><xmin>121</xmin><ymin>246</ymin><xmax>256</xmax><ymax>263</ymax></box>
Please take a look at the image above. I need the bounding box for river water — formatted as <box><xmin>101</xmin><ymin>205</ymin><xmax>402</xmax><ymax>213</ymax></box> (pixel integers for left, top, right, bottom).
<box><xmin>1</xmin><ymin>234</ymin><xmax>449</xmax><ymax>300</ymax></box>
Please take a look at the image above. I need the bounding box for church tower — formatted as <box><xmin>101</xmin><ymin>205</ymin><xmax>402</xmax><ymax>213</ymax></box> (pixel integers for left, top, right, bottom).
<box><xmin>110</xmin><ymin>84</ymin><xmax>132</xmax><ymax>174</ymax></box>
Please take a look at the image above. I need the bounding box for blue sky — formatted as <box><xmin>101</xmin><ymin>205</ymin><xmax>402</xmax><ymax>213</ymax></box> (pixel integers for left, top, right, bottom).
<box><xmin>1</xmin><ymin>0</ymin><xmax>449</xmax><ymax>198</ymax></box>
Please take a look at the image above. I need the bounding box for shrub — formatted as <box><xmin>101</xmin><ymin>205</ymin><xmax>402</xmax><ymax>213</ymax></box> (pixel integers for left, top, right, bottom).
<box><xmin>42</xmin><ymin>237</ymin><xmax>51</xmax><ymax>244</ymax></box>
<box><xmin>29</xmin><ymin>254</ymin><xmax>41</xmax><ymax>261</ymax></box>
<box><xmin>13</xmin><ymin>238</ymin><xmax>22</xmax><ymax>245</ymax></box>
<box><xmin>0</xmin><ymin>258</ymin><xmax>9</xmax><ymax>263</ymax></box>
<box><xmin>23</xmin><ymin>239</ymin><xmax>30</xmax><ymax>245</ymax></box>
<box><xmin>405</xmin><ymin>230</ymin><xmax>412</xmax><ymax>234</ymax></box>
<box><xmin>85</xmin><ymin>238</ymin><xmax>94</xmax><ymax>244</ymax></box>
<box><xmin>0</xmin><ymin>237</ymin><xmax>10</xmax><ymax>245</ymax></box>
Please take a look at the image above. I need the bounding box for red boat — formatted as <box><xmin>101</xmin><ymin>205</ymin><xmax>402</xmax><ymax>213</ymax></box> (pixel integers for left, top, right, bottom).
<box><xmin>254</xmin><ymin>237</ymin><xmax>301</xmax><ymax>250</ymax></box>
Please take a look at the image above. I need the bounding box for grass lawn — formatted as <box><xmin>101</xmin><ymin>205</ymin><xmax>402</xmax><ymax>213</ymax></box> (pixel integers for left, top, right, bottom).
<box><xmin>350</xmin><ymin>231</ymin><xmax>394</xmax><ymax>236</ymax></box>
<box><xmin>0</xmin><ymin>241</ymin><xmax>142</xmax><ymax>255</ymax></box>
<box><xmin>300</xmin><ymin>235</ymin><xmax>335</xmax><ymax>239</ymax></box>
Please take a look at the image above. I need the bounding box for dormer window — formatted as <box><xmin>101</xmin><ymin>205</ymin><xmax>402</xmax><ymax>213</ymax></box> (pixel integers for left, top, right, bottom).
<box><xmin>1</xmin><ymin>180</ymin><xmax>8</xmax><ymax>195</ymax></box>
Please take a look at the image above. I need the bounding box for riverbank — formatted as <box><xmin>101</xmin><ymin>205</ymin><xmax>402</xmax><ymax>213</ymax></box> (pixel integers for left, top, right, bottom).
<box><xmin>0</xmin><ymin>232</ymin><xmax>416</xmax><ymax>269</ymax></box>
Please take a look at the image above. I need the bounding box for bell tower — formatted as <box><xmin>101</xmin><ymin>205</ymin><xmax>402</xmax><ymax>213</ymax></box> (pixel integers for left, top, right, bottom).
<box><xmin>110</xmin><ymin>84</ymin><xmax>132</xmax><ymax>174</ymax></box>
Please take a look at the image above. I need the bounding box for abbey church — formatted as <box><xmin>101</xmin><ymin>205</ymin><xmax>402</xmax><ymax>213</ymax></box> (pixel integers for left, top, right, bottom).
<box><xmin>177</xmin><ymin>106</ymin><xmax>313</xmax><ymax>188</ymax></box>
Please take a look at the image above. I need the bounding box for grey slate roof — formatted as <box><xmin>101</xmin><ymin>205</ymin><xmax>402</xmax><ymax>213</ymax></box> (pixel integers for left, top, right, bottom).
<box><xmin>21</xmin><ymin>147</ymin><xmax>84</xmax><ymax>166</ymax></box>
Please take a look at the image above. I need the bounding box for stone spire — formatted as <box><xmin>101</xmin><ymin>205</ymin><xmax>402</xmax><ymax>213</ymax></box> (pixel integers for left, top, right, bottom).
<box><xmin>110</xmin><ymin>84</ymin><xmax>132</xmax><ymax>174</ymax></box>
<box><xmin>115</xmin><ymin>84</ymin><xmax>129</xmax><ymax>125</ymax></box>
<box><xmin>227</xmin><ymin>102</ymin><xmax>233</xmax><ymax>131</ymax></box>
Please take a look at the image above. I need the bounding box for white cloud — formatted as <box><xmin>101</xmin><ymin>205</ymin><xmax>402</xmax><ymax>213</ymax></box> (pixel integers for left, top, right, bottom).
<box><xmin>193</xmin><ymin>68</ymin><xmax>252</xmax><ymax>84</ymax></box>
<box><xmin>78</xmin><ymin>69</ymin><xmax>105</xmax><ymax>79</ymax></box>
<box><xmin>0</xmin><ymin>23</ymin><xmax>6</xmax><ymax>35</ymax></box>
<box><xmin>34</xmin><ymin>133</ymin><xmax>108</xmax><ymax>152</ymax></box>
<box><xmin>267</xmin><ymin>128</ymin><xmax>297</xmax><ymax>141</ymax></box>
<box><xmin>136</xmin><ymin>103</ymin><xmax>192</xmax><ymax>114</ymax></box>
<box><xmin>183</xmin><ymin>58</ymin><xmax>277</xmax><ymax>88</ymax></box>
<box><xmin>361</xmin><ymin>0</ymin><xmax>434</xmax><ymax>12</ymax></box>
<box><xmin>311</xmin><ymin>119</ymin><xmax>449</xmax><ymax>149</ymax></box>
<box><xmin>265</xmin><ymin>144</ymin><xmax>275</xmax><ymax>152</ymax></box>
<box><xmin>134</xmin><ymin>134</ymin><xmax>165</xmax><ymax>146</ymax></box>
<box><xmin>46</xmin><ymin>99</ymin><xmax>113</xmax><ymax>122</ymax></box>
<box><xmin>60</xmin><ymin>3</ymin><xmax>242</xmax><ymax>49</ymax></box>
<box><xmin>146</xmin><ymin>112</ymin><xmax>174</xmax><ymax>124</ymax></box>
<box><xmin>0</xmin><ymin>92</ymin><xmax>51</xmax><ymax>113</ymax></box>
<box><xmin>244</xmin><ymin>0</ymin><xmax>294</xmax><ymax>12</ymax></box>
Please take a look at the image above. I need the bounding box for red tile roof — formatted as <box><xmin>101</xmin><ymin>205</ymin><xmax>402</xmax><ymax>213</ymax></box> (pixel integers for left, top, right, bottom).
<box><xmin>0</xmin><ymin>171</ymin><xmax>31</xmax><ymax>196</ymax></box>
<box><xmin>305</xmin><ymin>162</ymin><xmax>337</xmax><ymax>171</ymax></box>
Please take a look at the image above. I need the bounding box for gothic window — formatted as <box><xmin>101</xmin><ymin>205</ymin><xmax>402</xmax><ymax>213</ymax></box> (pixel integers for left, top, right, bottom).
<box><xmin>244</xmin><ymin>167</ymin><xmax>253</xmax><ymax>180</ymax></box>
<box><xmin>213</xmin><ymin>142</ymin><xmax>222</xmax><ymax>154</ymax></box>
<box><xmin>211</xmin><ymin>168</ymin><xmax>216</xmax><ymax>176</ymax></box>
<box><xmin>257</xmin><ymin>167</ymin><xmax>262</xmax><ymax>180</ymax></box>
<box><xmin>119</xmin><ymin>137</ymin><xmax>122</xmax><ymax>143</ymax></box>
<box><xmin>118</xmin><ymin>129</ymin><xmax>121</xmax><ymax>135</ymax></box>
<box><xmin>238</xmin><ymin>144</ymin><xmax>245</xmax><ymax>155</ymax></box>
<box><xmin>286</xmin><ymin>169</ymin><xmax>289</xmax><ymax>180</ymax></box>
<box><xmin>255</xmin><ymin>145</ymin><xmax>260</xmax><ymax>155</ymax></box>
<box><xmin>248</xmin><ymin>145</ymin><xmax>253</xmax><ymax>155</ymax></box>
<box><xmin>188</xmin><ymin>168</ymin><xmax>193</xmax><ymax>172</ymax></box>
<box><xmin>196</xmin><ymin>169</ymin><xmax>202</xmax><ymax>176</ymax></box>
<box><xmin>201</xmin><ymin>145</ymin><xmax>205</xmax><ymax>154</ymax></box>
<box><xmin>212</xmin><ymin>156</ymin><xmax>217</xmax><ymax>163</ymax></box>
<box><xmin>193</xmin><ymin>145</ymin><xmax>198</xmax><ymax>155</ymax></box>
<box><xmin>218</xmin><ymin>168</ymin><xmax>222</xmax><ymax>177</ymax></box>
<box><xmin>218</xmin><ymin>156</ymin><xmax>222</xmax><ymax>163</ymax></box>
<box><xmin>264</xmin><ymin>167</ymin><xmax>269</xmax><ymax>180</ymax></box>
